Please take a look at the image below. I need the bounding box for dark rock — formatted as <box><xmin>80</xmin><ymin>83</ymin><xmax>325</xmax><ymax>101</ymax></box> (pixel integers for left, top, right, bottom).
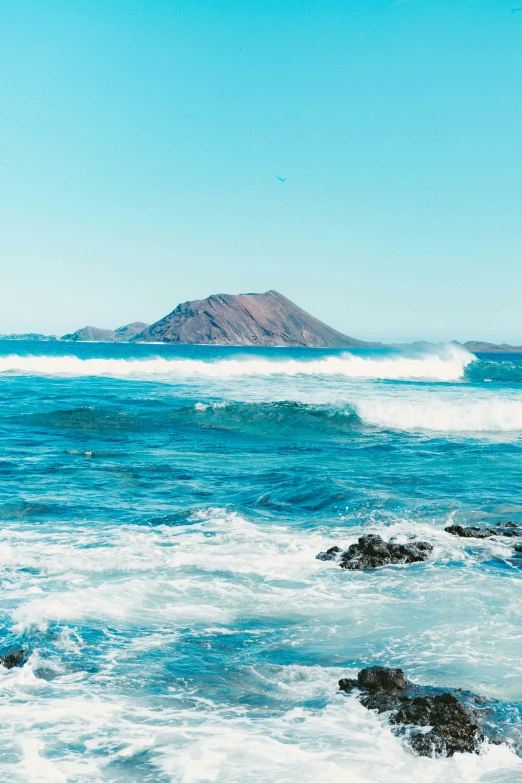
<box><xmin>358</xmin><ymin>666</ymin><xmax>407</xmax><ymax>691</ymax></box>
<box><xmin>495</xmin><ymin>522</ymin><xmax>521</xmax><ymax>536</ymax></box>
<box><xmin>392</xmin><ymin>693</ymin><xmax>481</xmax><ymax>757</ymax></box>
<box><xmin>316</xmin><ymin>545</ymin><xmax>342</xmax><ymax>561</ymax></box>
<box><xmin>338</xmin><ymin>666</ymin><xmax>496</xmax><ymax>757</ymax></box>
<box><xmin>339</xmin><ymin>677</ymin><xmax>358</xmax><ymax>693</ymax></box>
<box><xmin>445</xmin><ymin>523</ymin><xmax>521</xmax><ymax>539</ymax></box>
<box><xmin>0</xmin><ymin>649</ymin><xmax>25</xmax><ymax>669</ymax></box>
<box><xmin>445</xmin><ymin>525</ymin><xmax>493</xmax><ymax>539</ymax></box>
<box><xmin>333</xmin><ymin>535</ymin><xmax>432</xmax><ymax>570</ymax></box>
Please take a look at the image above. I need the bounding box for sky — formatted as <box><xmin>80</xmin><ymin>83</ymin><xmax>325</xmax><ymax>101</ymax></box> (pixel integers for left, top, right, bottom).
<box><xmin>1</xmin><ymin>0</ymin><xmax>521</xmax><ymax>342</ymax></box>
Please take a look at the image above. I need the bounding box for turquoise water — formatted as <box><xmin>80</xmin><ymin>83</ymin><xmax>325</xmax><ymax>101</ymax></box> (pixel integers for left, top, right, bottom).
<box><xmin>1</xmin><ymin>341</ymin><xmax>522</xmax><ymax>782</ymax></box>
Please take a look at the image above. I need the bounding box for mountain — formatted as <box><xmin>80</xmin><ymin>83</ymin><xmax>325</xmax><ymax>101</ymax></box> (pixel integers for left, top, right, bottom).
<box><xmin>62</xmin><ymin>322</ymin><xmax>149</xmax><ymax>342</ymax></box>
<box><xmin>462</xmin><ymin>341</ymin><xmax>522</xmax><ymax>353</ymax></box>
<box><xmin>134</xmin><ymin>290</ymin><xmax>371</xmax><ymax>347</ymax></box>
<box><xmin>114</xmin><ymin>322</ymin><xmax>150</xmax><ymax>341</ymax></box>
<box><xmin>62</xmin><ymin>326</ymin><xmax>118</xmax><ymax>342</ymax></box>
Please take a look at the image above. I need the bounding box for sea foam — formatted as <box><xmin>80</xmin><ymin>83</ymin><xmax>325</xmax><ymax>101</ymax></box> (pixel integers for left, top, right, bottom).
<box><xmin>2</xmin><ymin>510</ymin><xmax>522</xmax><ymax>782</ymax></box>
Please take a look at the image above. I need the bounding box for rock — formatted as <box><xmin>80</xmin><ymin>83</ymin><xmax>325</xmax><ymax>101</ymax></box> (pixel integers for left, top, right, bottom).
<box><xmin>358</xmin><ymin>666</ymin><xmax>408</xmax><ymax>691</ymax></box>
<box><xmin>316</xmin><ymin>545</ymin><xmax>342</xmax><ymax>561</ymax></box>
<box><xmin>316</xmin><ymin>534</ymin><xmax>432</xmax><ymax>570</ymax></box>
<box><xmin>445</xmin><ymin>525</ymin><xmax>493</xmax><ymax>539</ymax></box>
<box><xmin>393</xmin><ymin>693</ymin><xmax>481</xmax><ymax>757</ymax></box>
<box><xmin>338</xmin><ymin>666</ymin><xmax>499</xmax><ymax>757</ymax></box>
<box><xmin>339</xmin><ymin>677</ymin><xmax>359</xmax><ymax>692</ymax></box>
<box><xmin>445</xmin><ymin>522</ymin><xmax>521</xmax><ymax>539</ymax></box>
<box><xmin>0</xmin><ymin>649</ymin><xmax>25</xmax><ymax>669</ymax></box>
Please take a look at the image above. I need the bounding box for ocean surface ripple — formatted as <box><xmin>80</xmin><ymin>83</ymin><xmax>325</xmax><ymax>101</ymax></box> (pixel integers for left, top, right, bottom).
<box><xmin>1</xmin><ymin>341</ymin><xmax>522</xmax><ymax>782</ymax></box>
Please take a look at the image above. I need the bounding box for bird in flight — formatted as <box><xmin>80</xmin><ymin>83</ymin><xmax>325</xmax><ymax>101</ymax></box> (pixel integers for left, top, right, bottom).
<box><xmin>276</xmin><ymin>175</ymin><xmax>287</xmax><ymax>182</ymax></box>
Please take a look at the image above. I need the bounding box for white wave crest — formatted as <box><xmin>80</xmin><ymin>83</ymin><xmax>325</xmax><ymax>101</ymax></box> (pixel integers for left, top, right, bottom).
<box><xmin>356</xmin><ymin>397</ymin><xmax>522</xmax><ymax>432</ymax></box>
<box><xmin>0</xmin><ymin>346</ymin><xmax>473</xmax><ymax>382</ymax></box>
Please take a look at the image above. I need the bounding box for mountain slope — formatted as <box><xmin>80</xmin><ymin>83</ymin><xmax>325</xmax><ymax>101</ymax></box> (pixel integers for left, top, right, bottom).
<box><xmin>134</xmin><ymin>290</ymin><xmax>370</xmax><ymax>347</ymax></box>
<box><xmin>62</xmin><ymin>322</ymin><xmax>149</xmax><ymax>342</ymax></box>
<box><xmin>61</xmin><ymin>326</ymin><xmax>118</xmax><ymax>342</ymax></box>
<box><xmin>114</xmin><ymin>322</ymin><xmax>150</xmax><ymax>341</ymax></box>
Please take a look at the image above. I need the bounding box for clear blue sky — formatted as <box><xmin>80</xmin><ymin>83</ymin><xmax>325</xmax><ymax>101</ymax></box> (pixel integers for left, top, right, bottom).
<box><xmin>1</xmin><ymin>0</ymin><xmax>521</xmax><ymax>342</ymax></box>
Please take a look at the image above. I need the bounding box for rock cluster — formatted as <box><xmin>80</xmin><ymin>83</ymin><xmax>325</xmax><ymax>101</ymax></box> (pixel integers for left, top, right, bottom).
<box><xmin>445</xmin><ymin>522</ymin><xmax>521</xmax><ymax>539</ymax></box>
<box><xmin>339</xmin><ymin>666</ymin><xmax>499</xmax><ymax>757</ymax></box>
<box><xmin>317</xmin><ymin>534</ymin><xmax>433</xmax><ymax>570</ymax></box>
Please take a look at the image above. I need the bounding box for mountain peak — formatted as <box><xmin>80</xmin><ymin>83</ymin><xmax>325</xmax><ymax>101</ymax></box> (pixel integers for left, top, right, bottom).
<box><xmin>135</xmin><ymin>291</ymin><xmax>371</xmax><ymax>347</ymax></box>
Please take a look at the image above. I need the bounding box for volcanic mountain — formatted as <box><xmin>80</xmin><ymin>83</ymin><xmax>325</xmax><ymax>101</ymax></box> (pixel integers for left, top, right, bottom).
<box><xmin>134</xmin><ymin>290</ymin><xmax>370</xmax><ymax>347</ymax></box>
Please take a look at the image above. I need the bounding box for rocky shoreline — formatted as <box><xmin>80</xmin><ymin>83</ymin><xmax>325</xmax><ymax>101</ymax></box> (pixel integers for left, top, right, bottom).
<box><xmin>316</xmin><ymin>524</ymin><xmax>522</xmax><ymax>758</ymax></box>
<box><xmin>338</xmin><ymin>666</ymin><xmax>505</xmax><ymax>757</ymax></box>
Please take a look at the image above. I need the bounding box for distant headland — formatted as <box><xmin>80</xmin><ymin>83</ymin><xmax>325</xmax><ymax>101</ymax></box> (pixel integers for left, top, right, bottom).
<box><xmin>0</xmin><ymin>291</ymin><xmax>374</xmax><ymax>348</ymax></box>
<box><xmin>458</xmin><ymin>341</ymin><xmax>522</xmax><ymax>354</ymax></box>
<box><xmin>1</xmin><ymin>291</ymin><xmax>521</xmax><ymax>351</ymax></box>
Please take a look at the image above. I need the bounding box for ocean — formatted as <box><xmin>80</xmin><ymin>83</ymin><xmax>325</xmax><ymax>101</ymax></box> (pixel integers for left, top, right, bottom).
<box><xmin>0</xmin><ymin>340</ymin><xmax>521</xmax><ymax>782</ymax></box>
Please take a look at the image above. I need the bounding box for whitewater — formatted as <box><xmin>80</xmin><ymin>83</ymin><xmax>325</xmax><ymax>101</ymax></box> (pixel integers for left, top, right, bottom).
<box><xmin>0</xmin><ymin>340</ymin><xmax>522</xmax><ymax>782</ymax></box>
<box><xmin>0</xmin><ymin>343</ymin><xmax>473</xmax><ymax>381</ymax></box>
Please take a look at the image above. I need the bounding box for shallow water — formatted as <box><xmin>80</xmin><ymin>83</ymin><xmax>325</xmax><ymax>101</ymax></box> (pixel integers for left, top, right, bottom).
<box><xmin>1</xmin><ymin>341</ymin><xmax>522</xmax><ymax>782</ymax></box>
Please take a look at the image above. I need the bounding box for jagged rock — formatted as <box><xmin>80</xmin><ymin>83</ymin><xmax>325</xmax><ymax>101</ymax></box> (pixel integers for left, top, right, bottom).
<box><xmin>316</xmin><ymin>545</ymin><xmax>342</xmax><ymax>561</ymax></box>
<box><xmin>445</xmin><ymin>522</ymin><xmax>521</xmax><ymax>539</ymax></box>
<box><xmin>316</xmin><ymin>535</ymin><xmax>433</xmax><ymax>570</ymax></box>
<box><xmin>358</xmin><ymin>666</ymin><xmax>408</xmax><ymax>691</ymax></box>
<box><xmin>339</xmin><ymin>666</ymin><xmax>497</xmax><ymax>757</ymax></box>
<box><xmin>0</xmin><ymin>649</ymin><xmax>25</xmax><ymax>669</ymax></box>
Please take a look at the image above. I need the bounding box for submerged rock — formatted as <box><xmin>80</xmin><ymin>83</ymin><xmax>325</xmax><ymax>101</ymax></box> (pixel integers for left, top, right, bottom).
<box><xmin>445</xmin><ymin>522</ymin><xmax>521</xmax><ymax>539</ymax></box>
<box><xmin>0</xmin><ymin>649</ymin><xmax>25</xmax><ymax>669</ymax></box>
<box><xmin>317</xmin><ymin>535</ymin><xmax>433</xmax><ymax>570</ymax></box>
<box><xmin>34</xmin><ymin>667</ymin><xmax>59</xmax><ymax>681</ymax></box>
<box><xmin>339</xmin><ymin>666</ymin><xmax>500</xmax><ymax>757</ymax></box>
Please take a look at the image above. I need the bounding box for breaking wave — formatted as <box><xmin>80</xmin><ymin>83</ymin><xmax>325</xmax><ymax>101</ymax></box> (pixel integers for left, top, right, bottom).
<box><xmin>193</xmin><ymin>398</ymin><xmax>522</xmax><ymax>435</ymax></box>
<box><xmin>0</xmin><ymin>345</ymin><xmax>473</xmax><ymax>382</ymax></box>
<box><xmin>16</xmin><ymin>397</ymin><xmax>522</xmax><ymax>438</ymax></box>
<box><xmin>356</xmin><ymin>397</ymin><xmax>522</xmax><ymax>433</ymax></box>
<box><xmin>186</xmin><ymin>398</ymin><xmax>522</xmax><ymax>436</ymax></box>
